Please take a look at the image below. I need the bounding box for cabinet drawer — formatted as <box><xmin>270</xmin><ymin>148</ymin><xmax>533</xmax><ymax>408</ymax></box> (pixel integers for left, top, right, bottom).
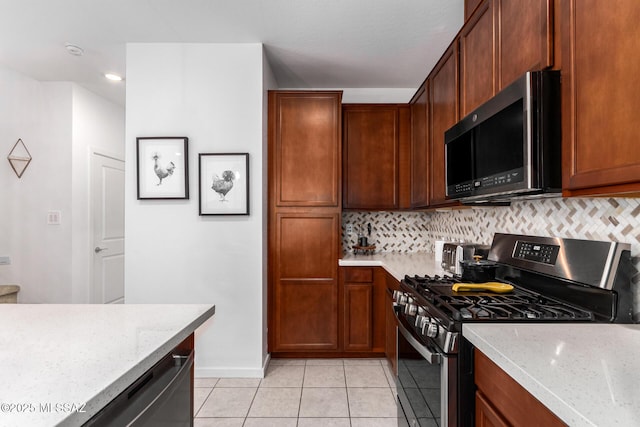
<box><xmin>344</xmin><ymin>268</ymin><xmax>373</xmax><ymax>283</ymax></box>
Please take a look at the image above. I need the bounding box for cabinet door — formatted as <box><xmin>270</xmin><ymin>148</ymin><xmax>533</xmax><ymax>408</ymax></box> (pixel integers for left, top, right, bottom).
<box><xmin>344</xmin><ymin>283</ymin><xmax>373</xmax><ymax>351</ymax></box>
<box><xmin>272</xmin><ymin>213</ymin><xmax>340</xmax><ymax>351</ymax></box>
<box><xmin>497</xmin><ymin>0</ymin><xmax>553</xmax><ymax>89</ymax></box>
<box><xmin>429</xmin><ymin>44</ymin><xmax>459</xmax><ymax>206</ymax></box>
<box><xmin>475</xmin><ymin>350</ymin><xmax>567</xmax><ymax>426</ymax></box>
<box><xmin>562</xmin><ymin>0</ymin><xmax>640</xmax><ymax>193</ymax></box>
<box><xmin>343</xmin><ymin>105</ymin><xmax>400</xmax><ymax>210</ymax></box>
<box><xmin>460</xmin><ymin>0</ymin><xmax>496</xmax><ymax>116</ymax></box>
<box><xmin>271</xmin><ymin>92</ymin><xmax>342</xmax><ymax>207</ymax></box>
<box><xmin>475</xmin><ymin>392</ymin><xmax>510</xmax><ymax>427</ymax></box>
<box><xmin>410</xmin><ymin>82</ymin><xmax>429</xmax><ymax>208</ymax></box>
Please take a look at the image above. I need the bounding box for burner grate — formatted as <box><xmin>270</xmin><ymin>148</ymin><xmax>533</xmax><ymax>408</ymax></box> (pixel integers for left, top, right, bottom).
<box><xmin>401</xmin><ymin>275</ymin><xmax>594</xmax><ymax>322</ymax></box>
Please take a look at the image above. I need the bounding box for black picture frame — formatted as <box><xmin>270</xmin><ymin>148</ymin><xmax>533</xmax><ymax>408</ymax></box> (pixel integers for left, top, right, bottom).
<box><xmin>136</xmin><ymin>137</ymin><xmax>189</xmax><ymax>199</ymax></box>
<box><xmin>198</xmin><ymin>153</ymin><xmax>249</xmax><ymax>215</ymax></box>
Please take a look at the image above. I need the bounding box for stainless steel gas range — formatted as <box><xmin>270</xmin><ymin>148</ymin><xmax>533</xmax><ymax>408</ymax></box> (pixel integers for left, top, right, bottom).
<box><xmin>392</xmin><ymin>233</ymin><xmax>634</xmax><ymax>427</ymax></box>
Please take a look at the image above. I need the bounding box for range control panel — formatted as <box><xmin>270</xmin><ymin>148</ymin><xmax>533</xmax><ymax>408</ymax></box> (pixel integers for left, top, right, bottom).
<box><xmin>514</xmin><ymin>241</ymin><xmax>559</xmax><ymax>265</ymax></box>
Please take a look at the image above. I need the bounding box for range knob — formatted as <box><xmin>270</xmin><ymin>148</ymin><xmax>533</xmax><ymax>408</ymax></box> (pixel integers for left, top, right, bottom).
<box><xmin>394</xmin><ymin>291</ymin><xmax>407</xmax><ymax>305</ymax></box>
<box><xmin>415</xmin><ymin>314</ymin><xmax>429</xmax><ymax>329</ymax></box>
<box><xmin>405</xmin><ymin>303</ymin><xmax>417</xmax><ymax>316</ymax></box>
<box><xmin>423</xmin><ymin>321</ymin><xmax>439</xmax><ymax>338</ymax></box>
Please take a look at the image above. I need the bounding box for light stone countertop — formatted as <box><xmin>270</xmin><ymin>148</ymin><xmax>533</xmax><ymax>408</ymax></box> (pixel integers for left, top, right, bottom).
<box><xmin>464</xmin><ymin>323</ymin><xmax>640</xmax><ymax>427</ymax></box>
<box><xmin>339</xmin><ymin>251</ymin><xmax>445</xmax><ymax>281</ymax></box>
<box><xmin>0</xmin><ymin>304</ymin><xmax>215</xmax><ymax>427</ymax></box>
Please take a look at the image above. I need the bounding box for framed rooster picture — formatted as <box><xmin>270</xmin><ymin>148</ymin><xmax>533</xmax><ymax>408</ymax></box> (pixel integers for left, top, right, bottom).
<box><xmin>198</xmin><ymin>153</ymin><xmax>249</xmax><ymax>215</ymax></box>
<box><xmin>136</xmin><ymin>137</ymin><xmax>189</xmax><ymax>199</ymax></box>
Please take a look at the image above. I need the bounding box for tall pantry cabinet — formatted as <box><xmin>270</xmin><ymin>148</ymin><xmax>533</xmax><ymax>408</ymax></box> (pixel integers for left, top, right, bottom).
<box><xmin>268</xmin><ymin>91</ymin><xmax>343</xmax><ymax>354</ymax></box>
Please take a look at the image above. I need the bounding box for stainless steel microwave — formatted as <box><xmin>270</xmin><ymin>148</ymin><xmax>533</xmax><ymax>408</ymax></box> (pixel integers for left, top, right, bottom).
<box><xmin>444</xmin><ymin>70</ymin><xmax>561</xmax><ymax>203</ymax></box>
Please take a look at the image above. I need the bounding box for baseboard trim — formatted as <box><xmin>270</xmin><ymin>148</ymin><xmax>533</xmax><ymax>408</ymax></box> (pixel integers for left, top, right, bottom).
<box><xmin>195</xmin><ymin>354</ymin><xmax>271</xmax><ymax>378</ymax></box>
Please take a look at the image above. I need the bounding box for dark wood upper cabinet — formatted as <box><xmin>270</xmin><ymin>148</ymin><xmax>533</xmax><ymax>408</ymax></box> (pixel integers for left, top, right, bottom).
<box><xmin>465</xmin><ymin>0</ymin><xmax>484</xmax><ymax>21</ymax></box>
<box><xmin>460</xmin><ymin>0</ymin><xmax>496</xmax><ymax>117</ymax></box>
<box><xmin>270</xmin><ymin>91</ymin><xmax>342</xmax><ymax>207</ymax></box>
<box><xmin>497</xmin><ymin>0</ymin><xmax>554</xmax><ymax>89</ymax></box>
<box><xmin>410</xmin><ymin>82</ymin><xmax>430</xmax><ymax>208</ymax></box>
<box><xmin>343</xmin><ymin>104</ymin><xmax>410</xmax><ymax>210</ymax></box>
<box><xmin>461</xmin><ymin>0</ymin><xmax>553</xmax><ymax>115</ymax></box>
<box><xmin>561</xmin><ymin>0</ymin><xmax>640</xmax><ymax>195</ymax></box>
<box><xmin>429</xmin><ymin>43</ymin><xmax>459</xmax><ymax>207</ymax></box>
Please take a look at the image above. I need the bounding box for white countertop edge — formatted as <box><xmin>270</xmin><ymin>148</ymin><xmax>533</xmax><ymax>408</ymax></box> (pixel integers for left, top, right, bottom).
<box><xmin>463</xmin><ymin>324</ymin><xmax>594</xmax><ymax>427</ymax></box>
<box><xmin>63</xmin><ymin>304</ymin><xmax>216</xmax><ymax>426</ymax></box>
<box><xmin>338</xmin><ymin>259</ymin><xmax>384</xmax><ymax>267</ymax></box>
<box><xmin>339</xmin><ymin>252</ymin><xmax>442</xmax><ymax>282</ymax></box>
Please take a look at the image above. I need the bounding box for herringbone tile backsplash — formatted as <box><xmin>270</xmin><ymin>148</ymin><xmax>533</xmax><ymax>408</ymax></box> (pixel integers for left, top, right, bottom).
<box><xmin>342</xmin><ymin>196</ymin><xmax>640</xmax><ymax>289</ymax></box>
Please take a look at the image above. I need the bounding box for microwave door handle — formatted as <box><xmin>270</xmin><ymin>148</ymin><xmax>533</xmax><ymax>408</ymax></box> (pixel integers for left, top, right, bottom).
<box><xmin>396</xmin><ymin>316</ymin><xmax>442</xmax><ymax>365</ymax></box>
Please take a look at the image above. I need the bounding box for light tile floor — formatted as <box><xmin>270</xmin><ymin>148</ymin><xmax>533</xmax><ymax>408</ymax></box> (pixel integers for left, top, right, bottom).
<box><xmin>194</xmin><ymin>358</ymin><xmax>398</xmax><ymax>427</ymax></box>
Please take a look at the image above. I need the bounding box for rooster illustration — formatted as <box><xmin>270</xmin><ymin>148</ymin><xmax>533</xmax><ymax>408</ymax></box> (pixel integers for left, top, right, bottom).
<box><xmin>152</xmin><ymin>153</ymin><xmax>176</xmax><ymax>186</ymax></box>
<box><xmin>212</xmin><ymin>170</ymin><xmax>235</xmax><ymax>201</ymax></box>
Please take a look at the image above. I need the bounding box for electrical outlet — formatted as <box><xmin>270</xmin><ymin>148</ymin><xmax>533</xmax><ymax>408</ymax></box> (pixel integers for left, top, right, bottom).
<box><xmin>346</xmin><ymin>224</ymin><xmax>353</xmax><ymax>234</ymax></box>
<box><xmin>0</xmin><ymin>256</ymin><xmax>10</xmax><ymax>265</ymax></box>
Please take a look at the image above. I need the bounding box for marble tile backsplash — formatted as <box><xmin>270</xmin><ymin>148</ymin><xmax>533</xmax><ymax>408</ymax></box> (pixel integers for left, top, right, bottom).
<box><xmin>342</xmin><ymin>197</ymin><xmax>640</xmax><ymax>283</ymax></box>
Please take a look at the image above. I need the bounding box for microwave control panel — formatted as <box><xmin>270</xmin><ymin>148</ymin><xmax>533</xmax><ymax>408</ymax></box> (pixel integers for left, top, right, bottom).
<box><xmin>513</xmin><ymin>241</ymin><xmax>560</xmax><ymax>265</ymax></box>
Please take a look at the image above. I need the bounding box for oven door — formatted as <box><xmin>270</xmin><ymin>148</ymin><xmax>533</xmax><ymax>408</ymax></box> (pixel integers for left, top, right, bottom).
<box><xmin>395</xmin><ymin>310</ymin><xmax>457</xmax><ymax>427</ymax></box>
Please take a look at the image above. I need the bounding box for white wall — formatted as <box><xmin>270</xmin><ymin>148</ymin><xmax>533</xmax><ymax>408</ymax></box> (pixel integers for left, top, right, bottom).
<box><xmin>262</xmin><ymin>50</ymin><xmax>278</xmax><ymax>364</ymax></box>
<box><xmin>0</xmin><ymin>65</ymin><xmax>73</xmax><ymax>301</ymax></box>
<box><xmin>125</xmin><ymin>43</ymin><xmax>268</xmax><ymax>377</ymax></box>
<box><xmin>0</xmin><ymin>64</ymin><xmax>124</xmax><ymax>303</ymax></box>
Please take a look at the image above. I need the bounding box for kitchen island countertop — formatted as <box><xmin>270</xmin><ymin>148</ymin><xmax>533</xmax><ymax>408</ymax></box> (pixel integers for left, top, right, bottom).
<box><xmin>0</xmin><ymin>304</ymin><xmax>215</xmax><ymax>427</ymax></box>
<box><xmin>339</xmin><ymin>251</ymin><xmax>445</xmax><ymax>281</ymax></box>
<box><xmin>464</xmin><ymin>323</ymin><xmax>640</xmax><ymax>427</ymax></box>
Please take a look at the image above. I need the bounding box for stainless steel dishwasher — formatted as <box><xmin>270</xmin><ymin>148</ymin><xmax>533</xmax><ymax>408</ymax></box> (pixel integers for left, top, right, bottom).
<box><xmin>85</xmin><ymin>347</ymin><xmax>194</xmax><ymax>426</ymax></box>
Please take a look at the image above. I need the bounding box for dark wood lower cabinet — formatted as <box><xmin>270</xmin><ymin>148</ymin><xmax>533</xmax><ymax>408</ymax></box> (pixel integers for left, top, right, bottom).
<box><xmin>270</xmin><ymin>212</ymin><xmax>340</xmax><ymax>353</ymax></box>
<box><xmin>275</xmin><ymin>280</ymin><xmax>339</xmax><ymax>351</ymax></box>
<box><xmin>474</xmin><ymin>349</ymin><xmax>566</xmax><ymax>426</ymax></box>
<box><xmin>344</xmin><ymin>282</ymin><xmax>373</xmax><ymax>351</ymax></box>
<box><xmin>271</xmin><ymin>266</ymin><xmax>388</xmax><ymax>357</ymax></box>
<box><xmin>341</xmin><ymin>267</ymin><xmax>386</xmax><ymax>354</ymax></box>
<box><xmin>475</xmin><ymin>391</ymin><xmax>510</xmax><ymax>427</ymax></box>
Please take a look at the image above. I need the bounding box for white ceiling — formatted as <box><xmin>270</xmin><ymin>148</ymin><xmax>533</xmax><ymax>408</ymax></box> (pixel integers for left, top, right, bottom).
<box><xmin>0</xmin><ymin>0</ymin><xmax>464</xmax><ymax>106</ymax></box>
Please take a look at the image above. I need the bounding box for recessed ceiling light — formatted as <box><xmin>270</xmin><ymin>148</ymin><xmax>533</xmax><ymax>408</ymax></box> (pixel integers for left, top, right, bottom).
<box><xmin>65</xmin><ymin>43</ymin><xmax>84</xmax><ymax>56</ymax></box>
<box><xmin>104</xmin><ymin>73</ymin><xmax>123</xmax><ymax>82</ymax></box>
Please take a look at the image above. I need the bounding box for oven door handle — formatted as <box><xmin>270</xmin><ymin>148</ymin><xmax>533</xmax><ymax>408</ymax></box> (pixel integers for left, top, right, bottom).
<box><xmin>396</xmin><ymin>315</ymin><xmax>442</xmax><ymax>365</ymax></box>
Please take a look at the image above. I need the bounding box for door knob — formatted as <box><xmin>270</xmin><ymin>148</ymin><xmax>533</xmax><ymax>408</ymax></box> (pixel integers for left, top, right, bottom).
<box><xmin>94</xmin><ymin>247</ymin><xmax>108</xmax><ymax>253</ymax></box>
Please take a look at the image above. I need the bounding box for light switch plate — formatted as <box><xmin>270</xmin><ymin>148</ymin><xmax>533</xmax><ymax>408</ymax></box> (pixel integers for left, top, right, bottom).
<box><xmin>0</xmin><ymin>256</ymin><xmax>10</xmax><ymax>265</ymax></box>
<box><xmin>47</xmin><ymin>210</ymin><xmax>61</xmax><ymax>225</ymax></box>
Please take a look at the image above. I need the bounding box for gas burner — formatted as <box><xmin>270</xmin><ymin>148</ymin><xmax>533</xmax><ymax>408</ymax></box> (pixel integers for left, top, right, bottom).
<box><xmin>439</xmin><ymin>290</ymin><xmax>593</xmax><ymax>321</ymax></box>
<box><xmin>400</xmin><ymin>275</ymin><xmax>594</xmax><ymax>323</ymax></box>
<box><xmin>403</xmin><ymin>274</ymin><xmax>461</xmax><ymax>287</ymax></box>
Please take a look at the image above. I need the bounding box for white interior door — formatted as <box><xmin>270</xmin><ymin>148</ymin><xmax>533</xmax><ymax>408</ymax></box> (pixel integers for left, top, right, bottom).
<box><xmin>91</xmin><ymin>153</ymin><xmax>125</xmax><ymax>304</ymax></box>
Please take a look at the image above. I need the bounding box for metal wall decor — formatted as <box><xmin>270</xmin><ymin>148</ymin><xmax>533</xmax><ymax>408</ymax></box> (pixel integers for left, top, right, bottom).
<box><xmin>7</xmin><ymin>138</ymin><xmax>32</xmax><ymax>178</ymax></box>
